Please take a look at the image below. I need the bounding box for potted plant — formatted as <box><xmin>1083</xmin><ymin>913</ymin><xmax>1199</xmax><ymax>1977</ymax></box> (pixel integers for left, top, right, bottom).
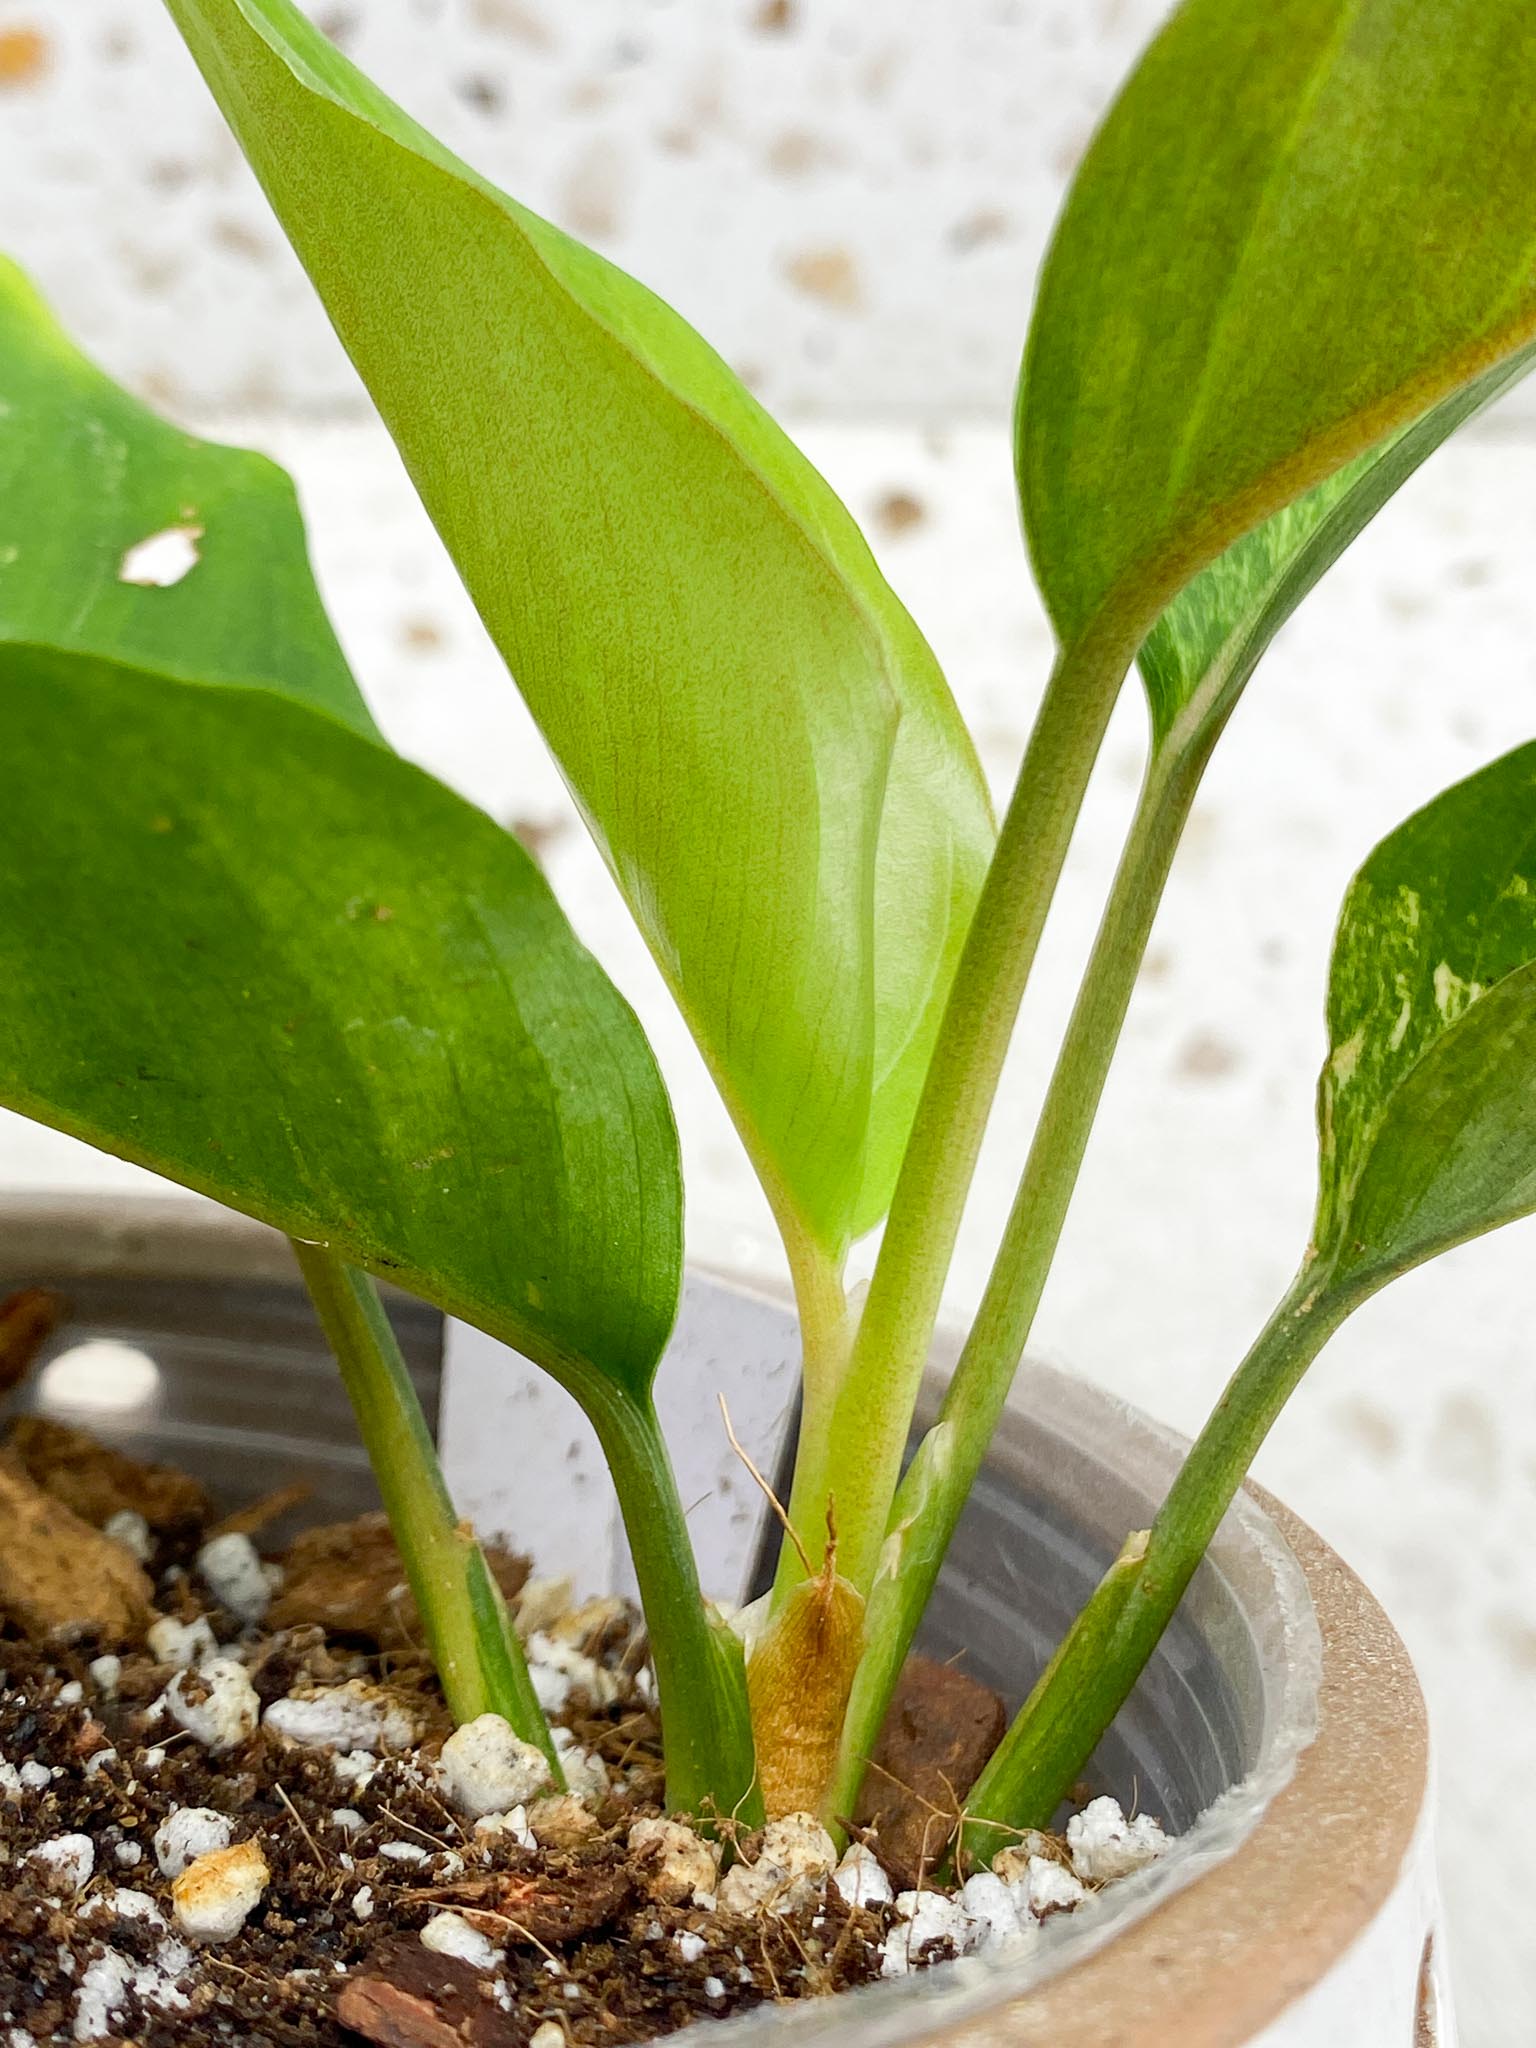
<box><xmin>0</xmin><ymin>0</ymin><xmax>1531</xmax><ymax>2039</ymax></box>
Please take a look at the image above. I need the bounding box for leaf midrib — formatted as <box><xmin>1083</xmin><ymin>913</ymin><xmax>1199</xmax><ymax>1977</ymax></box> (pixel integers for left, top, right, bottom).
<box><xmin>1158</xmin><ymin>0</ymin><xmax>1366</xmax><ymax>516</ymax></box>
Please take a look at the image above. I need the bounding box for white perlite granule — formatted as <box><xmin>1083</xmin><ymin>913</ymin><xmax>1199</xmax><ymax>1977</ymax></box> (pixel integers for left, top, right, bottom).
<box><xmin>170</xmin><ymin>1840</ymin><xmax>270</xmax><ymax>1944</ymax></box>
<box><xmin>880</xmin><ymin>1891</ymin><xmax>975</xmax><ymax>1978</ymax></box>
<box><xmin>421</xmin><ymin>1911</ymin><xmax>502</xmax><ymax>1972</ymax></box>
<box><xmin>154</xmin><ymin>1807</ymin><xmax>234</xmax><ymax>1879</ymax></box>
<box><xmin>161</xmin><ymin>1658</ymin><xmax>260</xmax><ymax>1753</ymax></box>
<box><xmin>88</xmin><ymin>1655</ymin><xmax>122</xmax><ymax>1696</ymax></box>
<box><xmin>474</xmin><ymin>1806</ymin><xmax>537</xmax><ymax>1848</ymax></box>
<box><xmin>1018</xmin><ymin>1853</ymin><xmax>1090</xmax><ymax>1918</ymax></box>
<box><xmin>627</xmin><ymin>1817</ymin><xmax>720</xmax><ymax>1905</ymax></box>
<box><xmin>102</xmin><ymin>1509</ymin><xmax>153</xmax><ymax>1563</ymax></box>
<box><xmin>146</xmin><ymin>1615</ymin><xmax>217</xmax><ymax>1670</ymax></box>
<box><xmin>436</xmin><ymin>1713</ymin><xmax>551</xmax><ymax>1817</ymax></box>
<box><xmin>957</xmin><ymin>1871</ymin><xmax>1034</xmax><ymax>1954</ymax></box>
<box><xmin>1066</xmin><ymin>1796</ymin><xmax>1169</xmax><ymax>1883</ymax></box>
<box><xmin>716</xmin><ymin>1813</ymin><xmax>837</xmax><ymax>1917</ymax></box>
<box><xmin>28</xmin><ymin>1835</ymin><xmax>95</xmax><ymax>1896</ymax></box>
<box><xmin>71</xmin><ymin>1895</ymin><xmax>193</xmax><ymax>2041</ymax></box>
<box><xmin>832</xmin><ymin>1843</ymin><xmax>893</xmax><ymax>1909</ymax></box>
<box><xmin>263</xmin><ymin>1681</ymin><xmax>415</xmax><ymax>1755</ymax></box>
<box><xmin>196</xmin><ymin>1532</ymin><xmax>278</xmax><ymax>1625</ymax></box>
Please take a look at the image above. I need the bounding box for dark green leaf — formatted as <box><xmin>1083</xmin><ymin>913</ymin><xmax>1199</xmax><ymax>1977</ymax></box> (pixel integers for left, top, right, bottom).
<box><xmin>1315</xmin><ymin>744</ymin><xmax>1536</xmax><ymax>1291</ymax></box>
<box><xmin>0</xmin><ymin>257</ymin><xmax>374</xmax><ymax>739</ymax></box>
<box><xmin>1022</xmin><ymin>0</ymin><xmax>1536</xmax><ymax>660</ymax></box>
<box><xmin>0</xmin><ymin>645</ymin><xmax>681</xmax><ymax>1398</ymax></box>
<box><xmin>1137</xmin><ymin>347</ymin><xmax>1536</xmax><ymax>752</ymax></box>
<box><xmin>162</xmin><ymin>0</ymin><xmax>994</xmax><ymax>1260</ymax></box>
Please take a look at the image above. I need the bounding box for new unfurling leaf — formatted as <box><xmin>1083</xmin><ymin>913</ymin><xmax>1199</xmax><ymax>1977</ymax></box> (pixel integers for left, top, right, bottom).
<box><xmin>162</xmin><ymin>0</ymin><xmax>993</xmax><ymax>1273</ymax></box>
<box><xmin>1137</xmin><ymin>347</ymin><xmax>1536</xmax><ymax>761</ymax></box>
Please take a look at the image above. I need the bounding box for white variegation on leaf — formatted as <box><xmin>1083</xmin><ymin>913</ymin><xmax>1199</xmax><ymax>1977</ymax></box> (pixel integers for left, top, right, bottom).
<box><xmin>1313</xmin><ymin>744</ymin><xmax>1536</xmax><ymax>1292</ymax></box>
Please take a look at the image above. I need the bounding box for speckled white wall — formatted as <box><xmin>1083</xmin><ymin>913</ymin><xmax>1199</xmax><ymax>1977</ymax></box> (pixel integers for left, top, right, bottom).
<box><xmin>0</xmin><ymin>0</ymin><xmax>1169</xmax><ymax>418</ymax></box>
<box><xmin>3</xmin><ymin>4</ymin><xmax>1534</xmax><ymax>2042</ymax></box>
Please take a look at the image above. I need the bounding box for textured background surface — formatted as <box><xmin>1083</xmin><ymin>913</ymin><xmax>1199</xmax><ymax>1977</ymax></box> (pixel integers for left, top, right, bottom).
<box><xmin>0</xmin><ymin>0</ymin><xmax>1171</xmax><ymax>419</ymax></box>
<box><xmin>2</xmin><ymin>4</ymin><xmax>1531</xmax><ymax>2039</ymax></box>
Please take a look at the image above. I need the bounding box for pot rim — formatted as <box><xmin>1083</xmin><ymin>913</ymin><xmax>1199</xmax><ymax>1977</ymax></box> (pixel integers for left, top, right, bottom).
<box><xmin>0</xmin><ymin>1194</ymin><xmax>1429</xmax><ymax>2045</ymax></box>
<box><xmin>938</xmin><ymin>1476</ymin><xmax>1427</xmax><ymax>2047</ymax></box>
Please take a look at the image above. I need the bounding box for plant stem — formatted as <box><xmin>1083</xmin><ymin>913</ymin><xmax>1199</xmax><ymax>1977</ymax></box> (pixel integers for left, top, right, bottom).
<box><xmin>823</xmin><ymin>734</ymin><xmax>1201</xmax><ymax>1819</ymax></box>
<box><xmin>772</xmin><ymin>1229</ymin><xmax>853</xmax><ymax>1604</ymax></box>
<box><xmin>937</xmin><ymin>740</ymin><xmax>1207</xmax><ymax>1482</ymax></box>
<box><xmin>586</xmin><ymin>1382</ymin><xmax>764</xmax><ymax>1827</ymax></box>
<box><xmin>817</xmin><ymin>625</ymin><xmax>1137</xmax><ymax>1604</ymax></box>
<box><xmin>291</xmin><ymin>1241</ymin><xmax>561</xmax><ymax>1773</ymax></box>
<box><xmin>958</xmin><ymin>1269</ymin><xmax>1358</xmax><ymax>1860</ymax></box>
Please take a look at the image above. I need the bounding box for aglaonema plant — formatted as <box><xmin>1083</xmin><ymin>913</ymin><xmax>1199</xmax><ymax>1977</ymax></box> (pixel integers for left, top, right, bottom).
<box><xmin>3</xmin><ymin>0</ymin><xmax>1536</xmax><ymax>1874</ymax></box>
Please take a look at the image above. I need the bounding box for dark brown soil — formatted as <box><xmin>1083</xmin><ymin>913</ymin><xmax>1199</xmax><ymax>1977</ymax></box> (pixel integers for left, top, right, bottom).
<box><xmin>0</xmin><ymin>1617</ymin><xmax>908</xmax><ymax>2043</ymax></box>
<box><xmin>0</xmin><ymin>1425</ymin><xmax>925</xmax><ymax>2047</ymax></box>
<box><xmin>852</xmin><ymin>1658</ymin><xmax>1009</xmax><ymax>1890</ymax></box>
<box><xmin>8</xmin><ymin>1412</ymin><xmax>212</xmax><ymax>1543</ymax></box>
<box><xmin>0</xmin><ymin>1292</ymin><xmax>65</xmax><ymax>1399</ymax></box>
<box><xmin>271</xmin><ymin>1516</ymin><xmax>529</xmax><ymax>1652</ymax></box>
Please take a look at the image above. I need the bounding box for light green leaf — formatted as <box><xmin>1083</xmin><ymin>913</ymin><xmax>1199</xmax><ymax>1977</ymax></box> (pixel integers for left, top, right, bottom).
<box><xmin>0</xmin><ymin>257</ymin><xmax>374</xmax><ymax>740</ymax></box>
<box><xmin>0</xmin><ymin>644</ymin><xmax>681</xmax><ymax>1400</ymax></box>
<box><xmin>1315</xmin><ymin>744</ymin><xmax>1536</xmax><ymax>1293</ymax></box>
<box><xmin>1137</xmin><ymin>347</ymin><xmax>1536</xmax><ymax>752</ymax></box>
<box><xmin>162</xmin><ymin>0</ymin><xmax>994</xmax><ymax>1259</ymax></box>
<box><xmin>1022</xmin><ymin>0</ymin><xmax>1536</xmax><ymax>660</ymax></box>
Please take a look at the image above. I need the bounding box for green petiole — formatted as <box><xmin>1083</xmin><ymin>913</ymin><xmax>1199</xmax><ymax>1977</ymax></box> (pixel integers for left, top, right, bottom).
<box><xmin>787</xmin><ymin>624</ymin><xmax>1139</xmax><ymax>1613</ymax></box>
<box><xmin>292</xmin><ymin>1240</ymin><xmax>563</xmax><ymax>1775</ymax></box>
<box><xmin>958</xmin><ymin>1269</ymin><xmax>1357</xmax><ymax>1858</ymax></box>
<box><xmin>773</xmin><ymin>1228</ymin><xmax>854</xmax><ymax>1605</ymax></box>
<box><xmin>584</xmin><ymin>1381</ymin><xmax>763</xmax><ymax>1828</ymax></box>
<box><xmin>300</xmin><ymin>1240</ymin><xmax>759</xmax><ymax>1823</ymax></box>
<box><xmin>830</xmin><ymin>701</ymin><xmax>1222</xmax><ymax>1801</ymax></box>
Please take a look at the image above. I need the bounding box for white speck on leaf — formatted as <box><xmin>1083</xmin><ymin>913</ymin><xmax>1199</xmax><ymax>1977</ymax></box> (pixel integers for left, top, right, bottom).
<box><xmin>119</xmin><ymin>524</ymin><xmax>204</xmax><ymax>588</ymax></box>
<box><xmin>1432</xmin><ymin>961</ymin><xmax>1482</xmax><ymax>1023</ymax></box>
<box><xmin>1388</xmin><ymin>997</ymin><xmax>1412</xmax><ymax>1051</ymax></box>
<box><xmin>1329</xmin><ymin>1028</ymin><xmax>1364</xmax><ymax>1085</ymax></box>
